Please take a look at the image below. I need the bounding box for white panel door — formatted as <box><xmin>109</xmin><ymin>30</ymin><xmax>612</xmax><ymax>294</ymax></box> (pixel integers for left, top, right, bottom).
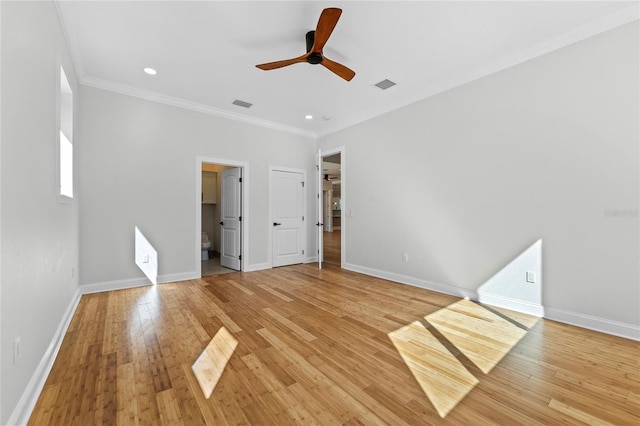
<box><xmin>272</xmin><ymin>169</ymin><xmax>305</xmax><ymax>267</ymax></box>
<box><xmin>220</xmin><ymin>167</ymin><xmax>241</xmax><ymax>270</ymax></box>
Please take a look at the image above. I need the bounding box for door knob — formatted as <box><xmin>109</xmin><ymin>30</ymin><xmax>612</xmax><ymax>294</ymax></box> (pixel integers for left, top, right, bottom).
<box><xmin>219</xmin><ymin>221</ymin><xmax>224</xmax><ymax>226</ymax></box>
<box><xmin>273</xmin><ymin>222</ymin><xmax>282</xmax><ymax>226</ymax></box>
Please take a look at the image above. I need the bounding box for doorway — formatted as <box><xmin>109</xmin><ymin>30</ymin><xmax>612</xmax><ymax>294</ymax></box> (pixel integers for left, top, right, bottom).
<box><xmin>321</xmin><ymin>153</ymin><xmax>342</xmax><ymax>266</ymax></box>
<box><xmin>318</xmin><ymin>149</ymin><xmax>344</xmax><ymax>268</ymax></box>
<box><xmin>196</xmin><ymin>157</ymin><xmax>248</xmax><ymax>278</ymax></box>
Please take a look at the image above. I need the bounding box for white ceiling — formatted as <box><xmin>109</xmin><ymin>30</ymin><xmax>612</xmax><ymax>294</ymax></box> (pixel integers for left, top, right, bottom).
<box><xmin>55</xmin><ymin>1</ymin><xmax>638</xmax><ymax>138</ymax></box>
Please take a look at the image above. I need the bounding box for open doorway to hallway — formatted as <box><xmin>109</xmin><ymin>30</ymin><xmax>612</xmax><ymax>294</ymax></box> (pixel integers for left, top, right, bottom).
<box><xmin>321</xmin><ymin>153</ymin><xmax>342</xmax><ymax>267</ymax></box>
<box><xmin>197</xmin><ymin>158</ymin><xmax>248</xmax><ymax>277</ymax></box>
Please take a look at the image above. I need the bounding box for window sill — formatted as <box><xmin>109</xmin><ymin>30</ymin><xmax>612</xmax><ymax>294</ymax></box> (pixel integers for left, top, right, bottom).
<box><xmin>57</xmin><ymin>194</ymin><xmax>74</xmax><ymax>205</ymax></box>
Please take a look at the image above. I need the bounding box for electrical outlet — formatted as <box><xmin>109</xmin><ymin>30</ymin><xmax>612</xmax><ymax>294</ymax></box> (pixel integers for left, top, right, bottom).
<box><xmin>143</xmin><ymin>254</ymin><xmax>150</xmax><ymax>264</ymax></box>
<box><xmin>402</xmin><ymin>253</ymin><xmax>409</xmax><ymax>262</ymax></box>
<box><xmin>14</xmin><ymin>337</ymin><xmax>21</xmax><ymax>364</ymax></box>
<box><xmin>526</xmin><ymin>271</ymin><xmax>536</xmax><ymax>283</ymax></box>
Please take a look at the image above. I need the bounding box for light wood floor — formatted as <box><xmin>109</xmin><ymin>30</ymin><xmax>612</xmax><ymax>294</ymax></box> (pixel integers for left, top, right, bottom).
<box><xmin>29</xmin><ymin>231</ymin><xmax>639</xmax><ymax>425</ymax></box>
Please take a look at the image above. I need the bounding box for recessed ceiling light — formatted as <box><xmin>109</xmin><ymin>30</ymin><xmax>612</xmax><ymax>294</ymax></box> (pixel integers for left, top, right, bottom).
<box><xmin>305</xmin><ymin>115</ymin><xmax>313</xmax><ymax>120</ymax></box>
<box><xmin>143</xmin><ymin>67</ymin><xmax>157</xmax><ymax>75</ymax></box>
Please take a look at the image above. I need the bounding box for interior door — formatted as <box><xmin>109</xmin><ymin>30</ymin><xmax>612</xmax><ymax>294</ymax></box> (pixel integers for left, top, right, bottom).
<box><xmin>220</xmin><ymin>167</ymin><xmax>241</xmax><ymax>270</ymax></box>
<box><xmin>272</xmin><ymin>169</ymin><xmax>305</xmax><ymax>267</ymax></box>
<box><xmin>316</xmin><ymin>150</ymin><xmax>323</xmax><ymax>269</ymax></box>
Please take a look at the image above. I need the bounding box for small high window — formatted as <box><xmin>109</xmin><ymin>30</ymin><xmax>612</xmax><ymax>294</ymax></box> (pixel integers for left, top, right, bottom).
<box><xmin>59</xmin><ymin>66</ymin><xmax>73</xmax><ymax>199</ymax></box>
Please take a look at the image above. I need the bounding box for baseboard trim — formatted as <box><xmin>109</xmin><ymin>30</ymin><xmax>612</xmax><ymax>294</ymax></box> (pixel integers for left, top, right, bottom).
<box><xmin>7</xmin><ymin>287</ymin><xmax>82</xmax><ymax>426</ymax></box>
<box><xmin>478</xmin><ymin>293</ymin><xmax>545</xmax><ymax>317</ymax></box>
<box><xmin>343</xmin><ymin>263</ymin><xmax>477</xmax><ymax>300</ymax></box>
<box><xmin>245</xmin><ymin>262</ymin><xmax>271</xmax><ymax>272</ymax></box>
<box><xmin>81</xmin><ymin>276</ymin><xmax>152</xmax><ymax>294</ymax></box>
<box><xmin>81</xmin><ymin>272</ymin><xmax>198</xmax><ymax>294</ymax></box>
<box><xmin>10</xmin><ymin>263</ymin><xmax>638</xmax><ymax>425</ymax></box>
<box><xmin>545</xmin><ymin>307</ymin><xmax>640</xmax><ymax>341</ymax></box>
<box><xmin>344</xmin><ymin>262</ymin><xmax>639</xmax><ymax>341</ymax></box>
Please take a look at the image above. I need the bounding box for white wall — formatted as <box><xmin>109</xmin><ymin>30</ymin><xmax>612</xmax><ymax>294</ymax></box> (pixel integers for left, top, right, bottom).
<box><xmin>1</xmin><ymin>1</ymin><xmax>80</xmax><ymax>423</ymax></box>
<box><xmin>78</xmin><ymin>86</ymin><xmax>316</xmax><ymax>286</ymax></box>
<box><xmin>319</xmin><ymin>22</ymin><xmax>639</xmax><ymax>335</ymax></box>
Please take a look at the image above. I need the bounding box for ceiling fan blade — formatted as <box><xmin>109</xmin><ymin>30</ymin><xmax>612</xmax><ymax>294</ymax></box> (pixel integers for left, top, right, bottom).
<box><xmin>256</xmin><ymin>54</ymin><xmax>308</xmax><ymax>70</ymax></box>
<box><xmin>311</xmin><ymin>8</ymin><xmax>342</xmax><ymax>53</ymax></box>
<box><xmin>321</xmin><ymin>57</ymin><xmax>356</xmax><ymax>81</ymax></box>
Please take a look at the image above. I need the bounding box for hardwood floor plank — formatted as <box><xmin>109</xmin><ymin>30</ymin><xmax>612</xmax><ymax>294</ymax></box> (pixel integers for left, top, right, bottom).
<box><xmin>262</xmin><ymin>307</ymin><xmax>317</xmax><ymax>342</ymax></box>
<box><xmin>156</xmin><ymin>388</ymin><xmax>184</xmax><ymax>425</ymax></box>
<box><xmin>548</xmin><ymin>398</ymin><xmax>617</xmax><ymax>425</ymax></box>
<box><xmin>117</xmin><ymin>363</ymin><xmax>140</xmax><ymax>426</ymax></box>
<box><xmin>257</xmin><ymin>283</ymin><xmax>294</xmax><ymax>302</ymax></box>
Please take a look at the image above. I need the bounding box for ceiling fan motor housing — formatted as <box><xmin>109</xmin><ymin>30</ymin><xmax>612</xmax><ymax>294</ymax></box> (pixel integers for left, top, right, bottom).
<box><xmin>305</xmin><ymin>31</ymin><xmax>323</xmax><ymax>64</ymax></box>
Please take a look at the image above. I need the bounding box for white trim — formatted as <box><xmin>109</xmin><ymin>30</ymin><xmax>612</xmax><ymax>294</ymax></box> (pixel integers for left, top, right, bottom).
<box><xmin>545</xmin><ymin>308</ymin><xmax>640</xmax><ymax>342</ymax></box>
<box><xmin>148</xmin><ymin>266</ymin><xmax>638</xmax><ymax>343</ymax></box>
<box><xmin>7</xmin><ymin>288</ymin><xmax>82</xmax><ymax>426</ymax></box>
<box><xmin>57</xmin><ymin>4</ymin><xmax>637</xmax><ymax>141</ymax></box>
<box><xmin>8</xmin><ymin>267</ymin><xmax>639</xmax><ymax>425</ymax></box>
<box><xmin>54</xmin><ymin>1</ymin><xmax>86</xmax><ymax>82</ymax></box>
<box><xmin>82</xmin><ymin>77</ymin><xmax>317</xmax><ymax>139</ymax></box>
<box><xmin>315</xmin><ymin>5</ymin><xmax>640</xmax><ymax>138</ymax></box>
<box><xmin>197</xmin><ymin>157</ymin><xmax>249</xmax><ymax>277</ymax></box>
<box><xmin>345</xmin><ymin>262</ymin><xmax>640</xmax><ymax>341</ymax></box>
<box><xmin>478</xmin><ymin>293</ymin><xmax>545</xmax><ymax>318</ymax></box>
<box><xmin>81</xmin><ymin>272</ymin><xmax>197</xmax><ymax>295</ymax></box>
<box><xmin>82</xmin><ymin>277</ymin><xmax>151</xmax><ymax>294</ymax></box>
<box><xmin>244</xmin><ymin>262</ymin><xmax>271</xmax><ymax>272</ymax></box>
<box><xmin>344</xmin><ymin>263</ymin><xmax>477</xmax><ymax>301</ymax></box>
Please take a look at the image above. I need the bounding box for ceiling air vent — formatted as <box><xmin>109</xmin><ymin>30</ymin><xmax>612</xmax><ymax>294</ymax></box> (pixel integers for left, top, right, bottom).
<box><xmin>374</xmin><ymin>79</ymin><xmax>396</xmax><ymax>90</ymax></box>
<box><xmin>232</xmin><ymin>99</ymin><xmax>253</xmax><ymax>108</ymax></box>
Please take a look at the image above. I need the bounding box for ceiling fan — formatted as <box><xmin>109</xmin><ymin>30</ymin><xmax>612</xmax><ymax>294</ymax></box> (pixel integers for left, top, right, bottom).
<box><xmin>255</xmin><ymin>8</ymin><xmax>356</xmax><ymax>81</ymax></box>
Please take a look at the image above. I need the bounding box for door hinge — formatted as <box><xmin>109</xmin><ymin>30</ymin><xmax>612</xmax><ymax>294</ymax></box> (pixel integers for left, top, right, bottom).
<box><xmin>239</xmin><ymin>177</ymin><xmax>242</xmax><ymax>183</ymax></box>
<box><xmin>302</xmin><ymin>250</ymin><xmax>305</xmax><ymax>255</ymax></box>
<box><xmin>302</xmin><ymin>216</ymin><xmax>304</xmax><ymax>221</ymax></box>
<box><xmin>239</xmin><ymin>216</ymin><xmax>242</xmax><ymax>221</ymax></box>
<box><xmin>301</xmin><ymin>181</ymin><xmax>305</xmax><ymax>187</ymax></box>
<box><xmin>239</xmin><ymin>255</ymin><xmax>242</xmax><ymax>260</ymax></box>
<box><xmin>316</xmin><ymin>165</ymin><xmax>319</xmax><ymax>171</ymax></box>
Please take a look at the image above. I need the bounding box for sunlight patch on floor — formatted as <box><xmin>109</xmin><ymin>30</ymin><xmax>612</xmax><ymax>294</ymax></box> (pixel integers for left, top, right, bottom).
<box><xmin>389</xmin><ymin>300</ymin><xmax>538</xmax><ymax>417</ymax></box>
<box><xmin>426</xmin><ymin>299</ymin><xmax>529</xmax><ymax>374</ymax></box>
<box><xmin>191</xmin><ymin>327</ymin><xmax>238</xmax><ymax>399</ymax></box>
<box><xmin>388</xmin><ymin>320</ymin><xmax>479</xmax><ymax>418</ymax></box>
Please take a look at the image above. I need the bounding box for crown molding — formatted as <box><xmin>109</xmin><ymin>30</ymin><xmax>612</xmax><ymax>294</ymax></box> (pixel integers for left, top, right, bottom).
<box><xmin>316</xmin><ymin>4</ymin><xmax>640</xmax><ymax>138</ymax></box>
<box><xmin>80</xmin><ymin>76</ymin><xmax>318</xmax><ymax>139</ymax></box>
<box><xmin>58</xmin><ymin>1</ymin><xmax>637</xmax><ymax>141</ymax></box>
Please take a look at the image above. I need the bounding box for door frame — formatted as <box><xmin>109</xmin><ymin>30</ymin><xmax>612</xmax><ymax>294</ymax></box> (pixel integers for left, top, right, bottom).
<box><xmin>317</xmin><ymin>146</ymin><xmax>346</xmax><ymax>268</ymax></box>
<box><xmin>268</xmin><ymin>166</ymin><xmax>307</xmax><ymax>268</ymax></box>
<box><xmin>196</xmin><ymin>156</ymin><xmax>249</xmax><ymax>277</ymax></box>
